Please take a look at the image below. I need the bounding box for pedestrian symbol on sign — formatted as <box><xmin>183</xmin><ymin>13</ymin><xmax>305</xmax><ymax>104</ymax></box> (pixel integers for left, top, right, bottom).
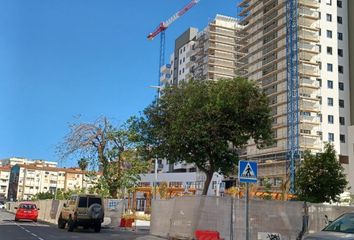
<box><xmin>242</xmin><ymin>163</ymin><xmax>256</xmax><ymax>178</ymax></box>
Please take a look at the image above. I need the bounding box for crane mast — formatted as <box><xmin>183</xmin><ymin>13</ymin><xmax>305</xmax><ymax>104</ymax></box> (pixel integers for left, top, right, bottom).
<box><xmin>147</xmin><ymin>0</ymin><xmax>200</xmax><ymax>99</ymax></box>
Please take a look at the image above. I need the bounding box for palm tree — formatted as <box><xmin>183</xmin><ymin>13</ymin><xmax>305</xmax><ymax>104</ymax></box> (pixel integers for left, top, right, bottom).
<box><xmin>78</xmin><ymin>158</ymin><xmax>88</xmax><ymax>171</ymax></box>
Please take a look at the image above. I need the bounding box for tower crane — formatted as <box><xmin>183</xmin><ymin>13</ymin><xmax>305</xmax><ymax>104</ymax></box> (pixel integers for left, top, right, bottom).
<box><xmin>147</xmin><ymin>0</ymin><xmax>200</xmax><ymax>96</ymax></box>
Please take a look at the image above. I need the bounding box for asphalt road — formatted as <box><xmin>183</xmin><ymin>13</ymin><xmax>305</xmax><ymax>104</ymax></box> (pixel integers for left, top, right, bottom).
<box><xmin>0</xmin><ymin>209</ymin><xmax>151</xmax><ymax>240</ymax></box>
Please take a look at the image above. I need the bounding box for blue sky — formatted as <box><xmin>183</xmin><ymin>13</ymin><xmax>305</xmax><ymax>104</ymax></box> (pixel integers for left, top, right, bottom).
<box><xmin>0</xmin><ymin>0</ymin><xmax>237</xmax><ymax>167</ymax></box>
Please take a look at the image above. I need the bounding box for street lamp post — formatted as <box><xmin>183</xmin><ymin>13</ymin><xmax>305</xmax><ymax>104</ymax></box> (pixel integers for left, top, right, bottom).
<box><xmin>149</xmin><ymin>85</ymin><xmax>162</xmax><ymax>200</ymax></box>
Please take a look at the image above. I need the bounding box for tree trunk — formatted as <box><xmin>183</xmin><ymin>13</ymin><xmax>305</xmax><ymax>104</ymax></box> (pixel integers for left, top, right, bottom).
<box><xmin>202</xmin><ymin>172</ymin><xmax>214</xmax><ymax>195</ymax></box>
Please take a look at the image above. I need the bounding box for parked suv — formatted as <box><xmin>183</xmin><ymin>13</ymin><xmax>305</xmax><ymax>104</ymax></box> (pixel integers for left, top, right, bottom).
<box><xmin>58</xmin><ymin>194</ymin><xmax>104</xmax><ymax>232</ymax></box>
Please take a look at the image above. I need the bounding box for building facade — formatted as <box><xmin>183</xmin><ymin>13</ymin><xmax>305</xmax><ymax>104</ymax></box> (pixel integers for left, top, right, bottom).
<box><xmin>0</xmin><ymin>166</ymin><xmax>10</xmax><ymax>200</ymax></box>
<box><xmin>4</xmin><ymin>158</ymin><xmax>99</xmax><ymax>201</ymax></box>
<box><xmin>160</xmin><ymin>14</ymin><xmax>244</xmax><ymax>89</ymax></box>
<box><xmin>157</xmin><ymin>1</ymin><xmax>354</xmax><ymax>192</ymax></box>
<box><xmin>236</xmin><ymin>0</ymin><xmax>352</xmax><ymax>189</ymax></box>
<box><xmin>347</xmin><ymin>0</ymin><xmax>354</xmax><ymax>193</ymax></box>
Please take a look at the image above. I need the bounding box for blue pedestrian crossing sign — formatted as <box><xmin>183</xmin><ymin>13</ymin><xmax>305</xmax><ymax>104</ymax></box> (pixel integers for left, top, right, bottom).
<box><xmin>238</xmin><ymin>160</ymin><xmax>258</xmax><ymax>183</ymax></box>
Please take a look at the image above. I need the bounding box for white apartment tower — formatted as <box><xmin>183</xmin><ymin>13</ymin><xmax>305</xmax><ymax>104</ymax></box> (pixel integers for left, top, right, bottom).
<box><xmin>237</xmin><ymin>0</ymin><xmax>351</xmax><ymax>190</ymax></box>
<box><xmin>160</xmin><ymin>15</ymin><xmax>244</xmax><ymax>89</ymax></box>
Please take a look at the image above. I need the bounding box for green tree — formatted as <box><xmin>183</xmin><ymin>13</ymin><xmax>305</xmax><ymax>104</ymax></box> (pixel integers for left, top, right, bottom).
<box><xmin>77</xmin><ymin>158</ymin><xmax>89</xmax><ymax>171</ymax></box>
<box><xmin>296</xmin><ymin>143</ymin><xmax>348</xmax><ymax>203</ymax></box>
<box><xmin>59</xmin><ymin>117</ymin><xmax>149</xmax><ymax>198</ymax></box>
<box><xmin>32</xmin><ymin>191</ymin><xmax>55</xmax><ymax>200</ymax></box>
<box><xmin>133</xmin><ymin>78</ymin><xmax>273</xmax><ymax>195</ymax></box>
<box><xmin>261</xmin><ymin>178</ymin><xmax>273</xmax><ymax>200</ymax></box>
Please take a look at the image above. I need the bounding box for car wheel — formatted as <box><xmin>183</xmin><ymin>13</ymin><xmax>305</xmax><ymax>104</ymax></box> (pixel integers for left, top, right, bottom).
<box><xmin>67</xmin><ymin>217</ymin><xmax>75</xmax><ymax>232</ymax></box>
<box><xmin>33</xmin><ymin>219</ymin><xmax>37</xmax><ymax>223</ymax></box>
<box><xmin>94</xmin><ymin>222</ymin><xmax>101</xmax><ymax>233</ymax></box>
<box><xmin>15</xmin><ymin>218</ymin><xmax>19</xmax><ymax>222</ymax></box>
<box><xmin>58</xmin><ymin>215</ymin><xmax>66</xmax><ymax>229</ymax></box>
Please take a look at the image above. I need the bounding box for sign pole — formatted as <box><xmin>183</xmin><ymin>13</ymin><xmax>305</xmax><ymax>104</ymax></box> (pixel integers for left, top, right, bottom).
<box><xmin>246</xmin><ymin>182</ymin><xmax>249</xmax><ymax>240</ymax></box>
<box><xmin>238</xmin><ymin>160</ymin><xmax>257</xmax><ymax>240</ymax></box>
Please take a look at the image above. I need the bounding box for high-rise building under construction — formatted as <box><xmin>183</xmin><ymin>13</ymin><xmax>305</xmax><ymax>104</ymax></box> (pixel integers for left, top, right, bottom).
<box><xmin>159</xmin><ymin>1</ymin><xmax>354</xmax><ymax>192</ymax></box>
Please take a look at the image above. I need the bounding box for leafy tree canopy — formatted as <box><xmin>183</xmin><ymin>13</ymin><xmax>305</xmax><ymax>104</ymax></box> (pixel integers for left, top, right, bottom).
<box><xmin>296</xmin><ymin>143</ymin><xmax>348</xmax><ymax>203</ymax></box>
<box><xmin>133</xmin><ymin>78</ymin><xmax>273</xmax><ymax>195</ymax></box>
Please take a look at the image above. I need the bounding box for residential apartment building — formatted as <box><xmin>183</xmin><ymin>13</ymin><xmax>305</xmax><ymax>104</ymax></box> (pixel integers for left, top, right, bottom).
<box><xmin>157</xmin><ymin>1</ymin><xmax>354</xmax><ymax>193</ymax></box>
<box><xmin>1</xmin><ymin>157</ymin><xmax>57</xmax><ymax>168</ymax></box>
<box><xmin>237</xmin><ymin>0</ymin><xmax>352</xmax><ymax>189</ymax></box>
<box><xmin>0</xmin><ymin>166</ymin><xmax>10</xmax><ymax>200</ymax></box>
<box><xmin>347</xmin><ymin>0</ymin><xmax>354</xmax><ymax>193</ymax></box>
<box><xmin>5</xmin><ymin>159</ymin><xmax>99</xmax><ymax>201</ymax></box>
<box><xmin>160</xmin><ymin>14</ymin><xmax>244</xmax><ymax>89</ymax></box>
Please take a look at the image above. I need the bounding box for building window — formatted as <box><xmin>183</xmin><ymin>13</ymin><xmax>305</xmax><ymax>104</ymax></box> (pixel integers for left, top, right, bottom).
<box><xmin>337</xmin><ymin>0</ymin><xmax>342</xmax><ymax>8</ymax></box>
<box><xmin>338</xmin><ymin>32</ymin><xmax>343</xmax><ymax>40</ymax></box>
<box><xmin>338</xmin><ymin>65</ymin><xmax>344</xmax><ymax>74</ymax></box>
<box><xmin>327</xmin><ymin>80</ymin><xmax>333</xmax><ymax>89</ymax></box>
<box><xmin>340</xmin><ymin>134</ymin><xmax>345</xmax><ymax>143</ymax></box>
<box><xmin>338</xmin><ymin>16</ymin><xmax>342</xmax><ymax>24</ymax></box>
<box><xmin>326</xmin><ymin>14</ymin><xmax>332</xmax><ymax>22</ymax></box>
<box><xmin>327</xmin><ymin>30</ymin><xmax>332</xmax><ymax>38</ymax></box>
<box><xmin>183</xmin><ymin>46</ymin><xmax>186</xmax><ymax>52</ymax></box>
<box><xmin>339</xmin><ymin>82</ymin><xmax>344</xmax><ymax>90</ymax></box>
<box><xmin>339</xmin><ymin>116</ymin><xmax>345</xmax><ymax>125</ymax></box>
<box><xmin>328</xmin><ymin>97</ymin><xmax>333</xmax><ymax>106</ymax></box>
<box><xmin>326</xmin><ymin>46</ymin><xmax>332</xmax><ymax>55</ymax></box>
<box><xmin>339</xmin><ymin>99</ymin><xmax>344</xmax><ymax>108</ymax></box>
<box><xmin>328</xmin><ymin>133</ymin><xmax>334</xmax><ymax>142</ymax></box>
<box><xmin>327</xmin><ymin>63</ymin><xmax>333</xmax><ymax>72</ymax></box>
<box><xmin>328</xmin><ymin>115</ymin><xmax>334</xmax><ymax>124</ymax></box>
<box><xmin>338</xmin><ymin>49</ymin><xmax>343</xmax><ymax>57</ymax></box>
<box><xmin>183</xmin><ymin>57</ymin><xmax>185</xmax><ymax>63</ymax></box>
<box><xmin>326</xmin><ymin>0</ymin><xmax>332</xmax><ymax>5</ymax></box>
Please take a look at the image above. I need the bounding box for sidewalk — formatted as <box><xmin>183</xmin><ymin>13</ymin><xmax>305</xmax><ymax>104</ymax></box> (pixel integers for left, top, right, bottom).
<box><xmin>135</xmin><ymin>235</ymin><xmax>166</xmax><ymax>240</ymax></box>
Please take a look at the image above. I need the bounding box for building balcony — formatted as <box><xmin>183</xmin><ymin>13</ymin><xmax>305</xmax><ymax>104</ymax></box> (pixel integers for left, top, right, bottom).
<box><xmin>209</xmin><ymin>51</ymin><xmax>235</xmax><ymax>61</ymax></box>
<box><xmin>299</xmin><ymin>99</ymin><xmax>320</xmax><ymax>112</ymax></box>
<box><xmin>209</xmin><ymin>59</ymin><xmax>235</xmax><ymax>68</ymax></box>
<box><xmin>160</xmin><ymin>64</ymin><xmax>172</xmax><ymax>74</ymax></box>
<box><xmin>209</xmin><ymin>35</ymin><xmax>236</xmax><ymax>46</ymax></box>
<box><xmin>299</xmin><ymin>77</ymin><xmax>320</xmax><ymax>89</ymax></box>
<box><xmin>299</xmin><ymin>0</ymin><xmax>320</xmax><ymax>9</ymax></box>
<box><xmin>209</xmin><ymin>27</ymin><xmax>236</xmax><ymax>38</ymax></box>
<box><xmin>298</xmin><ymin>14</ymin><xmax>319</xmax><ymax>29</ymax></box>
<box><xmin>300</xmin><ymin>135</ymin><xmax>321</xmax><ymax>149</ymax></box>
<box><xmin>300</xmin><ymin>114</ymin><xmax>319</xmax><ymax>123</ymax></box>
<box><xmin>299</xmin><ymin>62</ymin><xmax>320</xmax><ymax>77</ymax></box>
<box><xmin>208</xmin><ymin>66</ymin><xmax>236</xmax><ymax>77</ymax></box>
<box><xmin>299</xmin><ymin>42</ymin><xmax>320</xmax><ymax>55</ymax></box>
<box><xmin>209</xmin><ymin>43</ymin><xmax>236</xmax><ymax>53</ymax></box>
<box><xmin>299</xmin><ymin>28</ymin><xmax>319</xmax><ymax>42</ymax></box>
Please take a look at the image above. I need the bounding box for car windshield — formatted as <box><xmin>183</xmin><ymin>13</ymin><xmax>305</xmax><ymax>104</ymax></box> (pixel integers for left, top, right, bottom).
<box><xmin>20</xmin><ymin>204</ymin><xmax>36</xmax><ymax>209</ymax></box>
<box><xmin>323</xmin><ymin>213</ymin><xmax>354</xmax><ymax>233</ymax></box>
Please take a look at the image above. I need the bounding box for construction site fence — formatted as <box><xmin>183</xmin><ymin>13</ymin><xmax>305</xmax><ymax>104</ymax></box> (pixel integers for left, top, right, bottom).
<box><xmin>150</xmin><ymin>196</ymin><xmax>354</xmax><ymax>240</ymax></box>
<box><xmin>6</xmin><ymin>198</ymin><xmax>125</xmax><ymax>227</ymax></box>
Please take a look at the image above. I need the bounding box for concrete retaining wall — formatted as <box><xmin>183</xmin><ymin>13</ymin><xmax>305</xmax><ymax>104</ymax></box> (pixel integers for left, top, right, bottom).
<box><xmin>150</xmin><ymin>196</ymin><xmax>354</xmax><ymax>240</ymax></box>
<box><xmin>6</xmin><ymin>198</ymin><xmax>125</xmax><ymax>227</ymax></box>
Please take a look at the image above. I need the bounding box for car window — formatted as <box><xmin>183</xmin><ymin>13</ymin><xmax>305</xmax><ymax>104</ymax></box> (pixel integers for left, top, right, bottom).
<box><xmin>20</xmin><ymin>204</ymin><xmax>37</xmax><ymax>209</ymax></box>
<box><xmin>323</xmin><ymin>213</ymin><xmax>354</xmax><ymax>233</ymax></box>
<box><xmin>78</xmin><ymin>197</ymin><xmax>87</xmax><ymax>208</ymax></box>
<box><xmin>88</xmin><ymin>197</ymin><xmax>102</xmax><ymax>207</ymax></box>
